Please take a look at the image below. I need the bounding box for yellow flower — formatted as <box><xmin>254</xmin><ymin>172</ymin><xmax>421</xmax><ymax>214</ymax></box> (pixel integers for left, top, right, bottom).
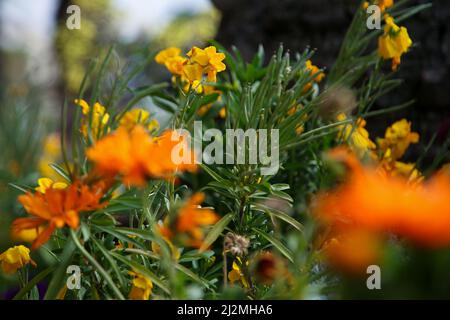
<box><xmin>295</xmin><ymin>124</ymin><xmax>305</xmax><ymax>135</ymax></box>
<box><xmin>38</xmin><ymin>134</ymin><xmax>63</xmax><ymax>180</ymax></box>
<box><xmin>287</xmin><ymin>105</ymin><xmax>298</xmax><ymax>116</ymax></box>
<box><xmin>188</xmin><ymin>46</ymin><xmax>226</xmax><ymax>72</ymax></box>
<box><xmin>155</xmin><ymin>47</ymin><xmax>182</xmax><ymax>65</ymax></box>
<box><xmin>337</xmin><ymin>113</ymin><xmax>376</xmax><ymax>157</ymax></box>
<box><xmin>74</xmin><ymin>99</ymin><xmax>110</xmax><ymax>138</ymax></box>
<box><xmin>377</xmin><ymin>0</ymin><xmax>394</xmax><ymax>12</ymax></box>
<box><xmin>182</xmin><ymin>63</ymin><xmax>204</xmax><ymax>84</ymax></box>
<box><xmin>35</xmin><ymin>177</ymin><xmax>68</xmax><ymax>194</ymax></box>
<box><xmin>187</xmin><ymin>46</ymin><xmax>226</xmax><ymax>83</ymax></box>
<box><xmin>119</xmin><ymin>108</ymin><xmax>159</xmax><ymax>132</ymax></box>
<box><xmin>128</xmin><ymin>271</ymin><xmax>153</xmax><ymax>300</ymax></box>
<box><xmin>377</xmin><ymin>119</ymin><xmax>419</xmax><ymax>160</ymax></box>
<box><xmin>377</xmin><ymin>149</ymin><xmax>423</xmax><ymax>182</ymax></box>
<box><xmin>378</xmin><ymin>15</ymin><xmax>412</xmax><ymax>70</ymax></box>
<box><xmin>228</xmin><ymin>259</ymin><xmax>249</xmax><ymax>288</ymax></box>
<box><xmin>219</xmin><ymin>107</ymin><xmax>226</xmax><ymax>119</ymax></box>
<box><xmin>155</xmin><ymin>47</ymin><xmax>187</xmax><ymax>76</ymax></box>
<box><xmin>42</xmin><ymin>134</ymin><xmax>61</xmax><ymax>158</ymax></box>
<box><xmin>303</xmin><ymin>60</ymin><xmax>324</xmax><ymax>92</ymax></box>
<box><xmin>11</xmin><ymin>226</ymin><xmax>45</xmax><ymax>243</ymax></box>
<box><xmin>151</xmin><ymin>238</ymin><xmax>181</xmax><ymax>261</ymax></box>
<box><xmin>157</xmin><ymin>46</ymin><xmax>226</xmax><ymax>93</ymax></box>
<box><xmin>166</xmin><ymin>56</ymin><xmax>187</xmax><ymax>76</ymax></box>
<box><xmin>0</xmin><ymin>245</ymin><xmax>36</xmax><ymax>274</ymax></box>
<box><xmin>394</xmin><ymin>161</ymin><xmax>423</xmax><ymax>182</ymax></box>
<box><xmin>305</xmin><ymin>60</ymin><xmax>325</xmax><ymax>83</ymax></box>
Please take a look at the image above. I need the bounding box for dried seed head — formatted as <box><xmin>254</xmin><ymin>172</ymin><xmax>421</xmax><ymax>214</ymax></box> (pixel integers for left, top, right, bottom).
<box><xmin>317</xmin><ymin>86</ymin><xmax>356</xmax><ymax>118</ymax></box>
<box><xmin>224</xmin><ymin>232</ymin><xmax>250</xmax><ymax>256</ymax></box>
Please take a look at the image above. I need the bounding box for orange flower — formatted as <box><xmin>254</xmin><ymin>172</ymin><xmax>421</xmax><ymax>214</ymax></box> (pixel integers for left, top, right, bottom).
<box><xmin>13</xmin><ymin>182</ymin><xmax>107</xmax><ymax>249</ymax></box>
<box><xmin>159</xmin><ymin>193</ymin><xmax>219</xmax><ymax>248</ymax></box>
<box><xmin>313</xmin><ymin>147</ymin><xmax>450</xmax><ymax>248</ymax></box>
<box><xmin>303</xmin><ymin>60</ymin><xmax>325</xmax><ymax>92</ymax></box>
<box><xmin>320</xmin><ymin>228</ymin><xmax>383</xmax><ymax>275</ymax></box>
<box><xmin>87</xmin><ymin>125</ymin><xmax>197</xmax><ymax>186</ymax></box>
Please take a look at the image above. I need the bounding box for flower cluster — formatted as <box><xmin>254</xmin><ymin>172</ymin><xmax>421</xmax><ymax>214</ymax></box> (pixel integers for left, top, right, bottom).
<box><xmin>377</xmin><ymin>119</ymin><xmax>421</xmax><ymax>182</ymax></box>
<box><xmin>75</xmin><ymin>99</ymin><xmax>110</xmax><ymax>139</ymax></box>
<box><xmin>155</xmin><ymin>45</ymin><xmax>226</xmax><ymax>92</ymax></box>
<box><xmin>337</xmin><ymin>116</ymin><xmax>421</xmax><ymax>182</ymax></box>
<box><xmin>119</xmin><ymin>108</ymin><xmax>159</xmax><ymax>133</ymax></box>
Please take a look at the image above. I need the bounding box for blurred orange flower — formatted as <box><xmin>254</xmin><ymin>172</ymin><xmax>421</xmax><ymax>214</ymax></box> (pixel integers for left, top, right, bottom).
<box><xmin>87</xmin><ymin>125</ymin><xmax>197</xmax><ymax>187</ymax></box>
<box><xmin>320</xmin><ymin>228</ymin><xmax>383</xmax><ymax>275</ymax></box>
<box><xmin>13</xmin><ymin>182</ymin><xmax>107</xmax><ymax>249</ymax></box>
<box><xmin>313</xmin><ymin>147</ymin><xmax>450</xmax><ymax>248</ymax></box>
<box><xmin>159</xmin><ymin>193</ymin><xmax>219</xmax><ymax>248</ymax></box>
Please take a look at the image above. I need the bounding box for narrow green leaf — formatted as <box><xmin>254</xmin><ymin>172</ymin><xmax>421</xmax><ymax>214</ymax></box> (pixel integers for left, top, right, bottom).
<box><xmin>110</xmin><ymin>252</ymin><xmax>170</xmax><ymax>294</ymax></box>
<box><xmin>91</xmin><ymin>237</ymin><xmax>126</xmax><ymax>288</ymax></box>
<box><xmin>70</xmin><ymin>230</ymin><xmax>125</xmax><ymax>300</ymax></box>
<box><xmin>199</xmin><ymin>213</ymin><xmax>234</xmax><ymax>252</ymax></box>
<box><xmin>253</xmin><ymin>228</ymin><xmax>294</xmax><ymax>263</ymax></box>
<box><xmin>13</xmin><ymin>266</ymin><xmax>56</xmax><ymax>300</ymax></box>
<box><xmin>44</xmin><ymin>238</ymin><xmax>76</xmax><ymax>300</ymax></box>
<box><xmin>118</xmin><ymin>248</ymin><xmax>212</xmax><ymax>289</ymax></box>
<box><xmin>49</xmin><ymin>163</ymin><xmax>71</xmax><ymax>182</ymax></box>
<box><xmin>8</xmin><ymin>182</ymin><xmax>32</xmax><ymax>193</ymax></box>
<box><xmin>200</xmin><ymin>164</ymin><xmax>224</xmax><ymax>182</ymax></box>
<box><xmin>254</xmin><ymin>204</ymin><xmax>304</xmax><ymax>233</ymax></box>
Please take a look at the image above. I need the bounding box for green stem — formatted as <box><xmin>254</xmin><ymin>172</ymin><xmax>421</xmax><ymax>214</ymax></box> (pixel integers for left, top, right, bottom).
<box><xmin>70</xmin><ymin>229</ymin><xmax>125</xmax><ymax>300</ymax></box>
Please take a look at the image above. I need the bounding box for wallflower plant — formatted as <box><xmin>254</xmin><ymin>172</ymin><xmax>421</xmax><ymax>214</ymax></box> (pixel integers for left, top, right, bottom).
<box><xmin>4</xmin><ymin>0</ymin><xmax>449</xmax><ymax>301</ymax></box>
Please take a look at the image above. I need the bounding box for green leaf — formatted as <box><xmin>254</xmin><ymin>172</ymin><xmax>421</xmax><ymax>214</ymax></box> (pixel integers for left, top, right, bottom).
<box><xmin>94</xmin><ymin>226</ymin><xmax>149</xmax><ymax>250</ymax></box>
<box><xmin>13</xmin><ymin>266</ymin><xmax>56</xmax><ymax>300</ymax></box>
<box><xmin>252</xmin><ymin>228</ymin><xmax>294</xmax><ymax>263</ymax></box>
<box><xmin>200</xmin><ymin>164</ymin><xmax>224</xmax><ymax>182</ymax></box>
<box><xmin>117</xmin><ymin>248</ymin><xmax>213</xmax><ymax>289</ymax></box>
<box><xmin>70</xmin><ymin>230</ymin><xmax>125</xmax><ymax>300</ymax></box>
<box><xmin>91</xmin><ymin>237</ymin><xmax>126</xmax><ymax>288</ymax></box>
<box><xmin>110</xmin><ymin>252</ymin><xmax>170</xmax><ymax>294</ymax></box>
<box><xmin>271</xmin><ymin>183</ymin><xmax>290</xmax><ymax>191</ymax></box>
<box><xmin>114</xmin><ymin>227</ymin><xmax>158</xmax><ymax>242</ymax></box>
<box><xmin>104</xmin><ymin>197</ymin><xmax>142</xmax><ymax>212</ymax></box>
<box><xmin>175</xmin><ymin>263</ymin><xmax>212</xmax><ymax>289</ymax></box>
<box><xmin>254</xmin><ymin>204</ymin><xmax>304</xmax><ymax>233</ymax></box>
<box><xmin>8</xmin><ymin>182</ymin><xmax>32</xmax><ymax>193</ymax></box>
<box><xmin>49</xmin><ymin>163</ymin><xmax>71</xmax><ymax>182</ymax></box>
<box><xmin>199</xmin><ymin>212</ymin><xmax>234</xmax><ymax>252</ymax></box>
<box><xmin>270</xmin><ymin>189</ymin><xmax>294</xmax><ymax>203</ymax></box>
<box><xmin>44</xmin><ymin>238</ymin><xmax>76</xmax><ymax>300</ymax></box>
